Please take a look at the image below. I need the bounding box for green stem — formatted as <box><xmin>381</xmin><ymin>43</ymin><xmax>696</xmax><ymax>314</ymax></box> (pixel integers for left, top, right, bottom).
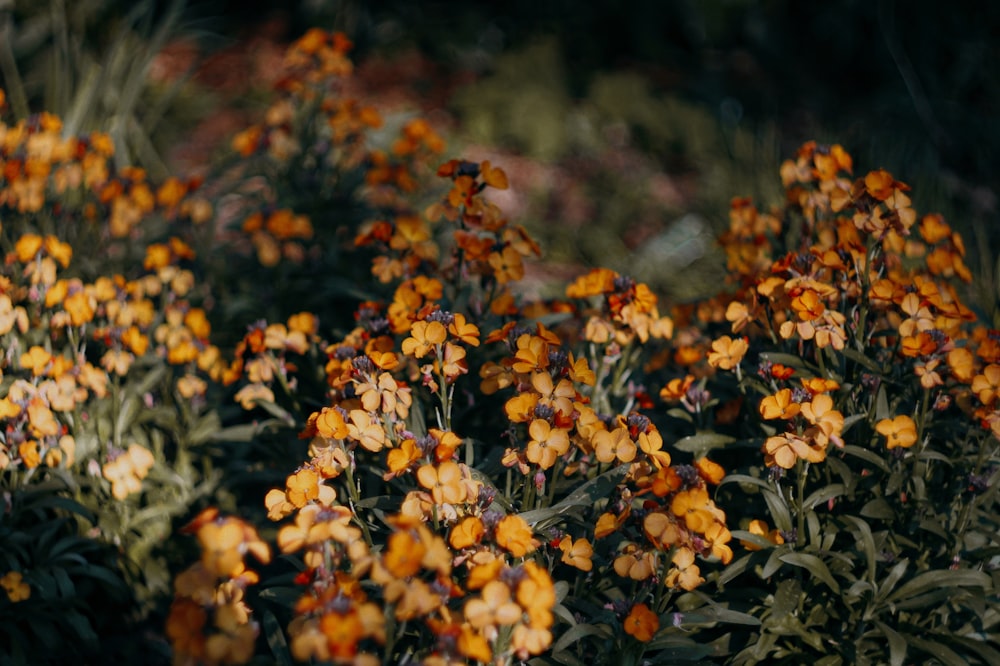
<box><xmin>796</xmin><ymin>458</ymin><xmax>808</xmax><ymax>548</ymax></box>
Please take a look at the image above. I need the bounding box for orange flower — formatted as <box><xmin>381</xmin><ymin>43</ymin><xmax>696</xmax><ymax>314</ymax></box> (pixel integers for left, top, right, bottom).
<box><xmin>707</xmin><ymin>335</ymin><xmax>749</xmax><ymax>370</ymax></box>
<box><xmin>790</xmin><ymin>288</ymin><xmax>825</xmax><ymax>321</ymax></box>
<box><xmin>875</xmin><ymin>415</ymin><xmax>918</xmax><ymax>449</ymax></box>
<box><xmin>313</xmin><ymin>406</ymin><xmax>348</xmax><ymax>439</ymax></box>
<box><xmin>516</xmin><ymin>560</ymin><xmax>555</xmax><ymax>629</ymax></box>
<box><xmin>593</xmin><ymin>426</ymin><xmax>637</xmax><ymax>464</ymax></box>
<box><xmin>285</xmin><ymin>468</ymin><xmax>320</xmax><ymax>507</ymax></box>
<box><xmin>671</xmin><ymin>486</ymin><xmax>715</xmax><ymax>533</ymax></box>
<box><xmin>659</xmin><ymin>374</ymin><xmax>695</xmax><ymax>401</ymax></box>
<box><xmin>464</xmin><ymin>580</ymin><xmax>522</xmax><ymax>629</ymax></box>
<box><xmin>449</xmin><ymin>516</ymin><xmax>485</xmax><ymax>550</ymax></box>
<box><xmin>383</xmin><ymin>530</ymin><xmax>427</xmax><ymax>579</ymax></box>
<box><xmin>495</xmin><ymin>514</ymin><xmax>536</xmax><ymax>558</ymax></box>
<box><xmin>448</xmin><ymin>313</ymin><xmax>480</xmax><ymax>346</ymax></box>
<box><xmin>385</xmin><ymin>437</ymin><xmax>421</xmax><ymax>478</ymax></box>
<box><xmin>763</xmin><ymin>433</ymin><xmax>826</xmax><ymax>469</ymax></box>
<box><xmin>643</xmin><ymin>512</ymin><xmax>680</xmax><ymax>549</ymax></box>
<box><xmin>19</xmin><ymin>346</ymin><xmax>52</xmax><ymax>376</ymax></box>
<box><xmin>759</xmin><ymin>389</ymin><xmax>800</xmax><ymax>420</ymax></box>
<box><xmin>947</xmin><ymin>347</ymin><xmax>975</xmax><ymax>383</ymax></box>
<box><xmin>525</xmin><ymin>419</ymin><xmax>570</xmax><ymax>470</ymax></box>
<box><xmin>971</xmin><ymin>364</ymin><xmax>1000</xmax><ymax>406</ymax></box>
<box><xmin>695</xmin><ymin>457</ymin><xmax>726</xmax><ymax>484</ymax></box>
<box><xmin>346</xmin><ymin>410</ymin><xmax>387</xmax><ymax>452</ymax></box>
<box><xmin>623</xmin><ymin>603</ymin><xmax>659</xmax><ymax>642</ymax></box>
<box><xmin>801</xmin><ymin>377</ymin><xmax>840</xmax><ymax>395</ymax></box>
<box><xmin>416</xmin><ymin>460</ymin><xmax>467</xmax><ymax>505</ymax></box>
<box><xmin>1</xmin><ymin>571</ymin><xmax>30</xmax><ymax>603</ymax></box>
<box><xmin>558</xmin><ymin>536</ymin><xmax>593</xmax><ymax>571</ymax></box>
<box><xmin>401</xmin><ymin>320</ymin><xmax>447</xmax><ymax>358</ymax></box>
<box><xmin>800</xmin><ymin>393</ymin><xmax>844</xmax><ymax>445</ymax></box>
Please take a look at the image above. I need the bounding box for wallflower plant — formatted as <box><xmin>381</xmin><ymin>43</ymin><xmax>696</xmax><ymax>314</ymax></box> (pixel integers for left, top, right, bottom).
<box><xmin>0</xmin><ymin>24</ymin><xmax>996</xmax><ymax>666</ymax></box>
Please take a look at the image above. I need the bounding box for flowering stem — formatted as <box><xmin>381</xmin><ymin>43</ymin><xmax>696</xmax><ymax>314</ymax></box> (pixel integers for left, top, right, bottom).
<box><xmin>795</xmin><ymin>459</ymin><xmax>808</xmax><ymax>548</ymax></box>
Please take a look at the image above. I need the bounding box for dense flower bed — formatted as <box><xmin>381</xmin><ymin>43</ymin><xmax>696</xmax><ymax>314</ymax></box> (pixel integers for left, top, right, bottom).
<box><xmin>0</xmin><ymin>29</ymin><xmax>997</xmax><ymax>665</ymax></box>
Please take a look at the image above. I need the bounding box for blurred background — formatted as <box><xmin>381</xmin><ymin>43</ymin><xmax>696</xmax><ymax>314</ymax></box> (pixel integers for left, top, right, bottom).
<box><xmin>3</xmin><ymin>0</ymin><xmax>997</xmax><ymax>306</ymax></box>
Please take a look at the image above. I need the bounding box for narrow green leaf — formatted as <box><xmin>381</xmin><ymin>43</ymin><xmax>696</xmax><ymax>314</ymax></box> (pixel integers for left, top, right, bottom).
<box><xmin>779</xmin><ymin>552</ymin><xmax>841</xmax><ymax>593</ymax></box>
<box><xmin>873</xmin><ymin>559</ymin><xmax>909</xmax><ymax>607</ymax></box>
<box><xmin>860</xmin><ymin>498</ymin><xmax>895</xmax><ymax>520</ymax></box>
<box><xmin>841</xmin><ymin>347</ymin><xmax>884</xmax><ymax>374</ymax></box>
<box><xmin>759</xmin><ymin>352</ymin><xmax>817</xmax><ymax>373</ymax></box>
<box><xmin>551</xmin><ymin>623</ymin><xmax>613</xmax><ymax>653</ymax></box>
<box><xmin>803</xmin><ymin>483</ymin><xmax>844</xmax><ymax>510</ymax></box>
<box><xmin>519</xmin><ymin>465</ymin><xmax>627</xmax><ymax>526</ymax></box>
<box><xmin>843</xmin><ymin>445</ymin><xmax>891</xmax><ymax>473</ymax></box>
<box><xmin>886</xmin><ymin>569</ymin><xmax>990</xmax><ymax>604</ymax></box>
<box><xmin>873</xmin><ymin>620</ymin><xmax>907</xmax><ymax>666</ymax></box>
<box><xmin>730</xmin><ymin>530</ymin><xmax>778</xmax><ymax>551</ymax></box>
<box><xmin>908</xmin><ymin>635</ymin><xmax>968</xmax><ymax>666</ymax></box>
<box><xmin>262</xmin><ymin>608</ymin><xmax>294</xmax><ymax>666</ymax></box>
<box><xmin>761</xmin><ymin>487</ymin><xmax>792</xmax><ymax>534</ymax></box>
<box><xmin>840</xmin><ymin>515</ymin><xmax>877</xmax><ymax>584</ymax></box>
<box><xmin>761</xmin><ymin>545</ymin><xmax>789</xmax><ymax>579</ymax></box>
<box><xmin>673</xmin><ymin>432</ymin><xmax>736</xmax><ymax>457</ymax></box>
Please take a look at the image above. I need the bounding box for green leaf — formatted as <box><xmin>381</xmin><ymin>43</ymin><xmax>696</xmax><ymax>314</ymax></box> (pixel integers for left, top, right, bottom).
<box><xmin>860</xmin><ymin>498</ymin><xmax>895</xmax><ymax>520</ymax></box>
<box><xmin>762</xmin><ymin>545</ymin><xmax>790</xmax><ymax>579</ymax></box>
<box><xmin>840</xmin><ymin>515</ymin><xmax>877</xmax><ymax>584</ymax></box>
<box><xmin>730</xmin><ymin>530</ymin><xmax>778</xmax><ymax>551</ymax></box>
<box><xmin>253</xmin><ymin>399</ymin><xmax>297</xmax><ymax>426</ymax></box>
<box><xmin>262</xmin><ymin>608</ymin><xmax>294</xmax><ymax>666</ymax></box>
<box><xmin>841</xmin><ymin>347</ymin><xmax>884</xmax><ymax>374</ymax></box>
<box><xmin>803</xmin><ymin>483</ymin><xmax>844</xmax><ymax>510</ymax></box>
<box><xmin>759</xmin><ymin>352</ymin><xmax>817</xmax><ymax>373</ymax></box>
<box><xmin>771</xmin><ymin>579</ymin><xmax>801</xmax><ymax>619</ymax></box>
<box><xmin>907</xmin><ymin>635</ymin><xmax>968</xmax><ymax>666</ymax></box>
<box><xmin>778</xmin><ymin>552</ymin><xmax>841</xmax><ymax>593</ymax></box>
<box><xmin>873</xmin><ymin>559</ymin><xmax>910</xmax><ymax>607</ymax></box>
<box><xmin>550</xmin><ymin>623</ymin><xmax>613</xmax><ymax>653</ymax></box>
<box><xmin>885</xmin><ymin>569</ymin><xmax>990</xmax><ymax>605</ymax></box>
<box><xmin>761</xmin><ymin>487</ymin><xmax>792</xmax><ymax>534</ymax></box>
<box><xmin>673</xmin><ymin>432</ymin><xmax>736</xmax><ymax>457</ymax></box>
<box><xmin>840</xmin><ymin>412</ymin><xmax>867</xmax><ymax>435</ymax></box>
<box><xmin>645</xmin><ymin>637</ymin><xmax>715</xmax><ymax>662</ymax></box>
<box><xmin>873</xmin><ymin>620</ymin><xmax>907</xmax><ymax>666</ymax></box>
<box><xmin>842</xmin><ymin>445</ymin><xmax>891</xmax><ymax>473</ymax></box>
<box><xmin>519</xmin><ymin>465</ymin><xmax>627</xmax><ymax>527</ymax></box>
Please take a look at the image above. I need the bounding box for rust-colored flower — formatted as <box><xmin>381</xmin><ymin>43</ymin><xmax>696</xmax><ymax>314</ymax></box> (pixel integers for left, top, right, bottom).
<box><xmin>623</xmin><ymin>603</ymin><xmax>659</xmax><ymax>642</ymax></box>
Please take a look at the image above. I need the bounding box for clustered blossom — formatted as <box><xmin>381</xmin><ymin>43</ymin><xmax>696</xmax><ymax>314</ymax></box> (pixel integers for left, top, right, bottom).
<box><xmin>706</xmin><ymin>141</ymin><xmax>997</xmax><ymax>490</ymax></box>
